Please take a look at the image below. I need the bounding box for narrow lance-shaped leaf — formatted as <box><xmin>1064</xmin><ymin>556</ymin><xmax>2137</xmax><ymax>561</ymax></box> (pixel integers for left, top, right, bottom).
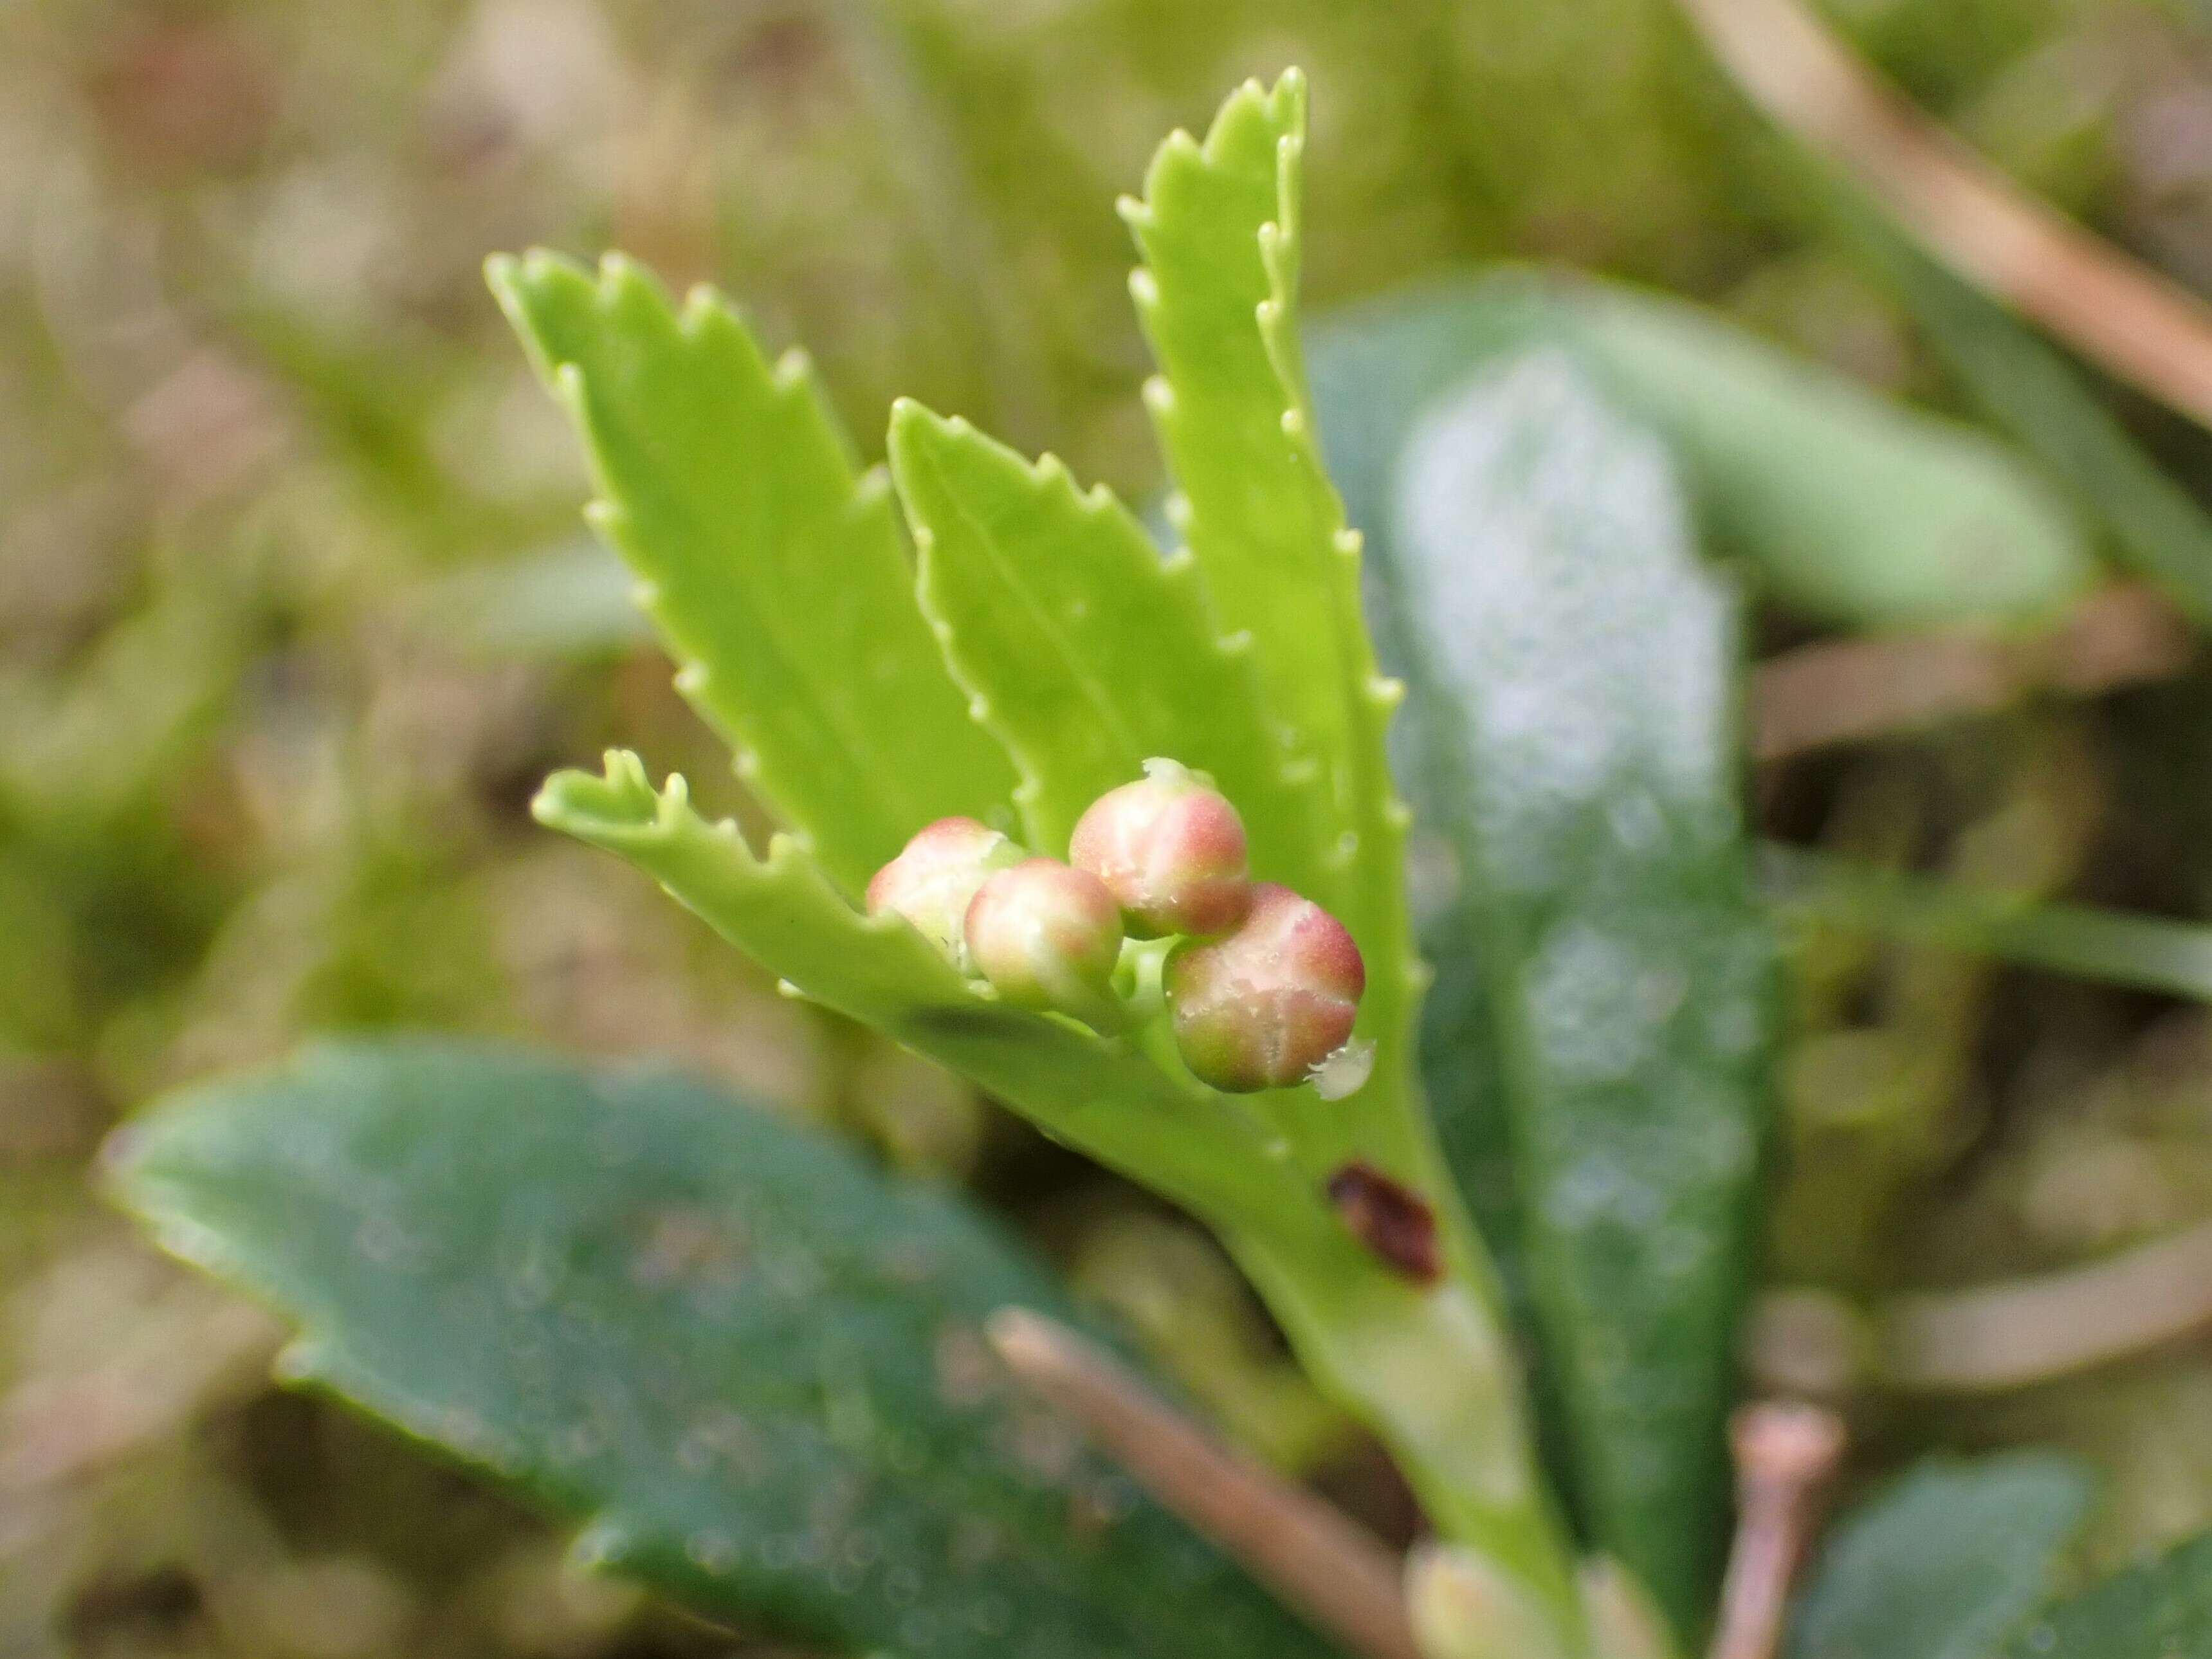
<box><xmin>1122</xmin><ymin>70</ymin><xmax>1430</xmax><ymax>1205</ymax></box>
<box><xmin>1306</xmin><ymin>272</ymin><xmax>2092</xmax><ymax>634</ymax></box>
<box><xmin>1115</xmin><ymin>86</ymin><xmax>1583</xmax><ymax>1629</ymax></box>
<box><xmin>1122</xmin><ymin>71</ymin><xmax>1350</xmax><ymax>798</ymax></box>
<box><xmin>1384</xmin><ymin>350</ymin><xmax>1778</xmax><ymax>1637</ymax></box>
<box><xmin>1788</xmin><ymin>1453</ymin><xmax>2093</xmax><ymax>1659</ymax></box>
<box><xmin>1566</xmin><ymin>283</ymin><xmax>2088</xmax><ymax>630</ymax></box>
<box><xmin>886</xmin><ymin>400</ymin><xmax>1329</xmax><ymax>882</ymax></box>
<box><xmin>108</xmin><ymin>1041</ymin><xmax>1343</xmax><ymax>1659</ymax></box>
<box><xmin>488</xmin><ymin>252</ymin><xmax>1016</xmax><ymax>895</ymax></box>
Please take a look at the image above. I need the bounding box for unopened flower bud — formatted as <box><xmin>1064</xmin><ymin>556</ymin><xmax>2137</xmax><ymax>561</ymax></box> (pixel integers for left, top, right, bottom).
<box><xmin>1069</xmin><ymin>758</ymin><xmax>1250</xmax><ymax>938</ymax></box>
<box><xmin>963</xmin><ymin>858</ymin><xmax>1126</xmax><ymax>1023</ymax></box>
<box><xmin>866</xmin><ymin>817</ymin><xmax>1020</xmax><ymax>964</ymax></box>
<box><xmin>1163</xmin><ymin>883</ymin><xmax>1364</xmax><ymax>1093</ymax></box>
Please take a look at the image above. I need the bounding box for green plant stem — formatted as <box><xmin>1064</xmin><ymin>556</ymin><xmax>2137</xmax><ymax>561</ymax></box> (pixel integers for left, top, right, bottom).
<box><xmin>1232</xmin><ymin>1219</ymin><xmax>1586</xmax><ymax>1642</ymax></box>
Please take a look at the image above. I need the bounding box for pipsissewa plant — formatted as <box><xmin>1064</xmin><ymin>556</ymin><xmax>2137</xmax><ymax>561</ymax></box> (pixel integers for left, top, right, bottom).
<box><xmin>493</xmin><ymin>69</ymin><xmax>1604</xmax><ymax>1647</ymax></box>
<box><xmin>96</xmin><ymin>68</ymin><xmax>1793</xmax><ymax>1659</ymax></box>
<box><xmin>100</xmin><ymin>61</ymin><xmax>2212</xmax><ymax>1659</ymax></box>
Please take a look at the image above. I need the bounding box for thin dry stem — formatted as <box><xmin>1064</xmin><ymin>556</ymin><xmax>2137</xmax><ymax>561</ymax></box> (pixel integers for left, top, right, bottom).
<box><xmin>1674</xmin><ymin>0</ymin><xmax>2212</xmax><ymax>429</ymax></box>
<box><xmin>985</xmin><ymin>1307</ymin><xmax>1423</xmax><ymax>1659</ymax></box>
<box><xmin>1881</xmin><ymin>1214</ymin><xmax>2212</xmax><ymax>1392</ymax></box>
<box><xmin>1752</xmin><ymin>587</ymin><xmax>2192</xmax><ymax>762</ymax></box>
<box><xmin>1709</xmin><ymin>1402</ymin><xmax>1847</xmax><ymax>1659</ymax></box>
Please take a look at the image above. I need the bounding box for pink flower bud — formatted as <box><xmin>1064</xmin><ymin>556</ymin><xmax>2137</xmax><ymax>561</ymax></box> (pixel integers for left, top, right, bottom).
<box><xmin>1069</xmin><ymin>759</ymin><xmax>1250</xmax><ymax>939</ymax></box>
<box><xmin>962</xmin><ymin>858</ymin><xmax>1126</xmax><ymax>1020</ymax></box>
<box><xmin>865</xmin><ymin>817</ymin><xmax>1020</xmax><ymax>962</ymax></box>
<box><xmin>1164</xmin><ymin>883</ymin><xmax>1364</xmax><ymax>1093</ymax></box>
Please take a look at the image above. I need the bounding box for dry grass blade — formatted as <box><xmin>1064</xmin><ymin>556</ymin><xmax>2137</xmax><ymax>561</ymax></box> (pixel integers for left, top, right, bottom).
<box><xmin>1881</xmin><ymin>1216</ymin><xmax>2212</xmax><ymax>1393</ymax></box>
<box><xmin>1752</xmin><ymin>586</ymin><xmax>2192</xmax><ymax>762</ymax></box>
<box><xmin>1674</xmin><ymin>0</ymin><xmax>2212</xmax><ymax>431</ymax></box>
<box><xmin>984</xmin><ymin>1308</ymin><xmax>1422</xmax><ymax>1659</ymax></box>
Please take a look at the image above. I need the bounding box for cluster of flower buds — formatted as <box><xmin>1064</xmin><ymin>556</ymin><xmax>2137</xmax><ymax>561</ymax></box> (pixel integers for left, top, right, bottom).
<box><xmin>866</xmin><ymin>759</ymin><xmax>1367</xmax><ymax>1095</ymax></box>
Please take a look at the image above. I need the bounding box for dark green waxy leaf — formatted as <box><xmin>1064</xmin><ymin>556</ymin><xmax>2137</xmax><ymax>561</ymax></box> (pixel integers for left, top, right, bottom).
<box><xmin>1789</xmin><ymin>1453</ymin><xmax>2092</xmax><ymax>1659</ymax></box>
<box><xmin>2004</xmin><ymin>1528</ymin><xmax>2212</xmax><ymax>1659</ymax></box>
<box><xmin>107</xmin><ymin>1040</ymin><xmax>1341</xmax><ymax>1659</ymax></box>
<box><xmin>1376</xmin><ymin>350</ymin><xmax>1777</xmax><ymax>1637</ymax></box>
<box><xmin>1309</xmin><ymin>272</ymin><xmax>2093</xmax><ymax>632</ymax></box>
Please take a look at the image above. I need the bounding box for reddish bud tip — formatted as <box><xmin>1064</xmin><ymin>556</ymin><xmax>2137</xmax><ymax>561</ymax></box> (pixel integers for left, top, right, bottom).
<box><xmin>1163</xmin><ymin>883</ymin><xmax>1364</xmax><ymax>1092</ymax></box>
<box><xmin>1069</xmin><ymin>758</ymin><xmax>1251</xmax><ymax>938</ymax></box>
<box><xmin>963</xmin><ymin>857</ymin><xmax>1126</xmax><ymax>1017</ymax></box>
<box><xmin>866</xmin><ymin>817</ymin><xmax>1021</xmax><ymax>964</ymax></box>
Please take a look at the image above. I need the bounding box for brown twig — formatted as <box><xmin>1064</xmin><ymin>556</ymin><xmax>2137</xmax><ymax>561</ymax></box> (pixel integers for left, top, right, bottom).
<box><xmin>1673</xmin><ymin>0</ymin><xmax>2212</xmax><ymax>430</ymax></box>
<box><xmin>1879</xmin><ymin>1214</ymin><xmax>2212</xmax><ymax>1393</ymax></box>
<box><xmin>1709</xmin><ymin>1403</ymin><xmax>1847</xmax><ymax>1659</ymax></box>
<box><xmin>1751</xmin><ymin>585</ymin><xmax>2192</xmax><ymax>762</ymax></box>
<box><xmin>984</xmin><ymin>1308</ymin><xmax>1422</xmax><ymax>1659</ymax></box>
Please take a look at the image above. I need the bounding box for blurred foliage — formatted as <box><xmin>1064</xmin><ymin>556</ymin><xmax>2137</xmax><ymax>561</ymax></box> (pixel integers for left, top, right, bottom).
<box><xmin>10</xmin><ymin>0</ymin><xmax>2212</xmax><ymax>1654</ymax></box>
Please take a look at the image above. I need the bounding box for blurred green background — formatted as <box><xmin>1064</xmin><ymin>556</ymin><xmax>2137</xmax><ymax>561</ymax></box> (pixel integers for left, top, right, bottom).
<box><xmin>9</xmin><ymin>0</ymin><xmax>2212</xmax><ymax>1654</ymax></box>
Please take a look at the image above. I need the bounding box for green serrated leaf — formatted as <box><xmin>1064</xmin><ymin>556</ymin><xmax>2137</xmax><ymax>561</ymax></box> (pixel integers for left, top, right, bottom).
<box><xmin>1121</xmin><ymin>73</ymin><xmax>1428</xmax><ymax>1204</ymax></box>
<box><xmin>1380</xmin><ymin>350</ymin><xmax>1777</xmax><ymax>1637</ymax></box>
<box><xmin>487</xmin><ymin>251</ymin><xmax>1016</xmax><ymax>895</ymax></box>
<box><xmin>1308</xmin><ymin>272</ymin><xmax>2094</xmax><ymax>633</ymax></box>
<box><xmin>1122</xmin><ymin>71</ymin><xmax>1353</xmax><ymax>794</ymax></box>
<box><xmin>1789</xmin><ymin>1453</ymin><xmax>2093</xmax><ymax>1659</ymax></box>
<box><xmin>886</xmin><ymin>400</ymin><xmax>1329</xmax><ymax>875</ymax></box>
<box><xmin>2003</xmin><ymin>1528</ymin><xmax>2212</xmax><ymax>1659</ymax></box>
<box><xmin>107</xmin><ymin>1040</ymin><xmax>1342</xmax><ymax>1659</ymax></box>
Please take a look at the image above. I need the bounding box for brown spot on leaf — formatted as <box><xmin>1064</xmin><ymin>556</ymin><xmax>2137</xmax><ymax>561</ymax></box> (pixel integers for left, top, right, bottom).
<box><xmin>1325</xmin><ymin>1161</ymin><xmax>1441</xmax><ymax>1284</ymax></box>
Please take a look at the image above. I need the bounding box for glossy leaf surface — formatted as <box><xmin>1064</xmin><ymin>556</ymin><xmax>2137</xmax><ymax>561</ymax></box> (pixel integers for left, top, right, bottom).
<box><xmin>1309</xmin><ymin>272</ymin><xmax>2092</xmax><ymax>632</ymax></box>
<box><xmin>2004</xmin><ymin>1528</ymin><xmax>2212</xmax><ymax>1658</ymax></box>
<box><xmin>1380</xmin><ymin>351</ymin><xmax>1777</xmax><ymax>1634</ymax></box>
<box><xmin>1789</xmin><ymin>1453</ymin><xmax>2092</xmax><ymax>1659</ymax></box>
<box><xmin>109</xmin><ymin>1040</ymin><xmax>1342</xmax><ymax>1659</ymax></box>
